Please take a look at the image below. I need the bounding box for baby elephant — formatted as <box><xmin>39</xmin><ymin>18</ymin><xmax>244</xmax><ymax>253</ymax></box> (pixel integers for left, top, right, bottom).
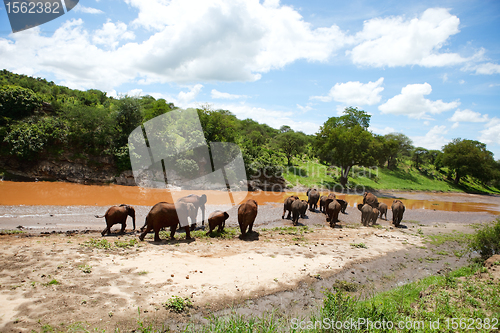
<box><xmin>207</xmin><ymin>210</ymin><xmax>229</xmax><ymax>234</ymax></box>
<box><xmin>378</xmin><ymin>203</ymin><xmax>388</xmax><ymax>220</ymax></box>
<box><xmin>97</xmin><ymin>204</ymin><xmax>135</xmax><ymax>236</ymax></box>
<box><xmin>291</xmin><ymin>199</ymin><xmax>308</xmax><ymax>226</ymax></box>
<box><xmin>238</xmin><ymin>199</ymin><xmax>258</xmax><ymax>237</ymax></box>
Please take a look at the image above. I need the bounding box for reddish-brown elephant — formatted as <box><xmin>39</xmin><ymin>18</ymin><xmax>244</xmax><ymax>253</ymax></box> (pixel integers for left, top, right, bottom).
<box><xmin>238</xmin><ymin>199</ymin><xmax>258</xmax><ymax>237</ymax></box>
<box><xmin>326</xmin><ymin>199</ymin><xmax>341</xmax><ymax>227</ymax></box>
<box><xmin>291</xmin><ymin>199</ymin><xmax>307</xmax><ymax>226</ymax></box>
<box><xmin>139</xmin><ymin>202</ymin><xmax>193</xmax><ymax>242</ymax></box>
<box><xmin>362</xmin><ymin>192</ymin><xmax>379</xmax><ymax>208</ymax></box>
<box><xmin>378</xmin><ymin>203</ymin><xmax>388</xmax><ymax>220</ymax></box>
<box><xmin>307</xmin><ymin>189</ymin><xmax>320</xmax><ymax>211</ymax></box>
<box><xmin>282</xmin><ymin>195</ymin><xmax>299</xmax><ymax>219</ymax></box>
<box><xmin>97</xmin><ymin>204</ymin><xmax>136</xmax><ymax>236</ymax></box>
<box><xmin>207</xmin><ymin>210</ymin><xmax>229</xmax><ymax>234</ymax></box>
<box><xmin>392</xmin><ymin>200</ymin><xmax>405</xmax><ymax>227</ymax></box>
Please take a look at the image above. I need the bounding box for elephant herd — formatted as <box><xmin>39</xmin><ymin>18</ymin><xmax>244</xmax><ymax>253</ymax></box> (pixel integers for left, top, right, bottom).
<box><xmin>96</xmin><ymin>195</ymin><xmax>259</xmax><ymax>242</ymax></box>
<box><xmin>282</xmin><ymin>189</ymin><xmax>406</xmax><ymax>228</ymax></box>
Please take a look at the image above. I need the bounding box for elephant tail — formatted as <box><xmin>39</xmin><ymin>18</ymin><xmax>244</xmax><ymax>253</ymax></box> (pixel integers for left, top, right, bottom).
<box><xmin>95</xmin><ymin>215</ymin><xmax>105</xmax><ymax>218</ymax></box>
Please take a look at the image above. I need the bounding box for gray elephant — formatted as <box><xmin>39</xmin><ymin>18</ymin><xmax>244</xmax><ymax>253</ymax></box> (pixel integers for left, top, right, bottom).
<box><xmin>139</xmin><ymin>202</ymin><xmax>192</xmax><ymax>242</ymax></box>
<box><xmin>283</xmin><ymin>195</ymin><xmax>299</xmax><ymax>219</ymax></box>
<box><xmin>336</xmin><ymin>199</ymin><xmax>348</xmax><ymax>214</ymax></box>
<box><xmin>176</xmin><ymin>194</ymin><xmax>207</xmax><ymax>228</ymax></box>
<box><xmin>291</xmin><ymin>199</ymin><xmax>307</xmax><ymax>226</ymax></box>
<box><xmin>326</xmin><ymin>199</ymin><xmax>341</xmax><ymax>227</ymax></box>
<box><xmin>97</xmin><ymin>204</ymin><xmax>136</xmax><ymax>236</ymax></box>
<box><xmin>391</xmin><ymin>200</ymin><xmax>405</xmax><ymax>227</ymax></box>
<box><xmin>307</xmin><ymin>189</ymin><xmax>320</xmax><ymax>211</ymax></box>
<box><xmin>319</xmin><ymin>195</ymin><xmax>328</xmax><ymax>213</ymax></box>
<box><xmin>378</xmin><ymin>203</ymin><xmax>388</xmax><ymax>220</ymax></box>
<box><xmin>358</xmin><ymin>203</ymin><xmax>374</xmax><ymax>226</ymax></box>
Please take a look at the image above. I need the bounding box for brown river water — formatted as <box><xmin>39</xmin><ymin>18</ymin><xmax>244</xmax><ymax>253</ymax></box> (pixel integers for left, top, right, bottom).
<box><xmin>0</xmin><ymin>180</ymin><xmax>499</xmax><ymax>214</ymax></box>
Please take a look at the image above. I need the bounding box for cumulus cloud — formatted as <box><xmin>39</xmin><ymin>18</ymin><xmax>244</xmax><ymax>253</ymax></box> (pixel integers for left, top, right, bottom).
<box><xmin>74</xmin><ymin>5</ymin><xmax>104</xmax><ymax>14</ymax></box>
<box><xmin>311</xmin><ymin>77</ymin><xmax>384</xmax><ymax>105</ymax></box>
<box><xmin>411</xmin><ymin>125</ymin><xmax>450</xmax><ymax>150</ymax></box>
<box><xmin>297</xmin><ymin>104</ymin><xmax>313</xmax><ymax>113</ymax></box>
<box><xmin>348</xmin><ymin>8</ymin><xmax>477</xmax><ymax>68</ymax></box>
<box><xmin>479</xmin><ymin>118</ymin><xmax>500</xmax><ymax>145</ymax></box>
<box><xmin>0</xmin><ymin>0</ymin><xmax>350</xmax><ymax>89</ymax></box>
<box><xmin>92</xmin><ymin>20</ymin><xmax>135</xmax><ymax>49</ymax></box>
<box><xmin>379</xmin><ymin>83</ymin><xmax>460</xmax><ymax>119</ymax></box>
<box><xmin>211</xmin><ymin>89</ymin><xmax>247</xmax><ymax>99</ymax></box>
<box><xmin>369</xmin><ymin>126</ymin><xmax>396</xmax><ymax>135</ymax></box>
<box><xmin>448</xmin><ymin>109</ymin><xmax>489</xmax><ymax>123</ymax></box>
<box><xmin>464</xmin><ymin>62</ymin><xmax>500</xmax><ymax>75</ymax></box>
<box><xmin>177</xmin><ymin>84</ymin><xmax>203</xmax><ymax>106</ymax></box>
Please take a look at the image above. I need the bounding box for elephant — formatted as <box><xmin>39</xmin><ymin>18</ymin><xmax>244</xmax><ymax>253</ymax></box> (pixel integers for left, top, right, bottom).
<box><xmin>371</xmin><ymin>207</ymin><xmax>379</xmax><ymax>225</ymax></box>
<box><xmin>307</xmin><ymin>189</ymin><xmax>320</xmax><ymax>211</ymax></box>
<box><xmin>362</xmin><ymin>192</ymin><xmax>379</xmax><ymax>208</ymax></box>
<box><xmin>336</xmin><ymin>199</ymin><xmax>348</xmax><ymax>214</ymax></box>
<box><xmin>326</xmin><ymin>199</ymin><xmax>341</xmax><ymax>227</ymax></box>
<box><xmin>319</xmin><ymin>195</ymin><xmax>328</xmax><ymax>213</ymax></box>
<box><xmin>97</xmin><ymin>204</ymin><xmax>136</xmax><ymax>236</ymax></box>
<box><xmin>282</xmin><ymin>195</ymin><xmax>299</xmax><ymax>219</ymax></box>
<box><xmin>207</xmin><ymin>210</ymin><xmax>229</xmax><ymax>234</ymax></box>
<box><xmin>358</xmin><ymin>203</ymin><xmax>374</xmax><ymax>226</ymax></box>
<box><xmin>378</xmin><ymin>203</ymin><xmax>388</xmax><ymax>220</ymax></box>
<box><xmin>176</xmin><ymin>194</ymin><xmax>207</xmax><ymax>228</ymax></box>
<box><xmin>391</xmin><ymin>200</ymin><xmax>405</xmax><ymax>227</ymax></box>
<box><xmin>291</xmin><ymin>199</ymin><xmax>308</xmax><ymax>226</ymax></box>
<box><xmin>139</xmin><ymin>202</ymin><xmax>193</xmax><ymax>242</ymax></box>
<box><xmin>238</xmin><ymin>199</ymin><xmax>258</xmax><ymax>237</ymax></box>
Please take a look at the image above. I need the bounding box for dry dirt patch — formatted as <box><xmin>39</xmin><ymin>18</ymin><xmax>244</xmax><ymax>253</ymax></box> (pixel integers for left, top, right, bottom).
<box><xmin>0</xmin><ymin>225</ymin><xmax>421</xmax><ymax>332</ymax></box>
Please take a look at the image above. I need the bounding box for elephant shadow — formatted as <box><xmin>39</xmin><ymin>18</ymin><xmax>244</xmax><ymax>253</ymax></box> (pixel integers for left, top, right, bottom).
<box><xmin>239</xmin><ymin>231</ymin><xmax>259</xmax><ymax>241</ymax></box>
<box><xmin>102</xmin><ymin>230</ymin><xmax>138</xmax><ymax>237</ymax></box>
<box><xmin>146</xmin><ymin>238</ymin><xmax>196</xmax><ymax>245</ymax></box>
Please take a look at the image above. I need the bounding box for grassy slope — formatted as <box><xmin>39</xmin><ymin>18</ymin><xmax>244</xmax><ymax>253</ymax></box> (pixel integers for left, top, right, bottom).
<box><xmin>283</xmin><ymin>158</ymin><xmax>500</xmax><ymax>194</ymax></box>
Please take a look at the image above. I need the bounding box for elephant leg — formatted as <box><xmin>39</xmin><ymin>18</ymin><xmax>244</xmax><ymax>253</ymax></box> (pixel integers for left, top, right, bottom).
<box><xmin>169</xmin><ymin>225</ymin><xmax>177</xmax><ymax>240</ymax></box>
<box><xmin>239</xmin><ymin>223</ymin><xmax>247</xmax><ymax>237</ymax></box>
<box><xmin>184</xmin><ymin>226</ymin><xmax>192</xmax><ymax>240</ymax></box>
<box><xmin>248</xmin><ymin>220</ymin><xmax>254</xmax><ymax>233</ymax></box>
<box><xmin>120</xmin><ymin>222</ymin><xmax>126</xmax><ymax>233</ymax></box>
<box><xmin>286</xmin><ymin>211</ymin><xmax>292</xmax><ymax>219</ymax></box>
<box><xmin>101</xmin><ymin>225</ymin><xmax>110</xmax><ymax>237</ymax></box>
<box><xmin>139</xmin><ymin>224</ymin><xmax>152</xmax><ymax>241</ymax></box>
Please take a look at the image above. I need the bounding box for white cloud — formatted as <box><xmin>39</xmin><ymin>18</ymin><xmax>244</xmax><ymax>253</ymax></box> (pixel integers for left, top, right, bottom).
<box><xmin>424</xmin><ymin>121</ymin><xmax>430</xmax><ymax>126</ymax></box>
<box><xmin>348</xmin><ymin>8</ymin><xmax>477</xmax><ymax>68</ymax></box>
<box><xmin>479</xmin><ymin>118</ymin><xmax>500</xmax><ymax>145</ymax></box>
<box><xmin>369</xmin><ymin>126</ymin><xmax>396</xmax><ymax>135</ymax></box>
<box><xmin>92</xmin><ymin>20</ymin><xmax>135</xmax><ymax>49</ymax></box>
<box><xmin>311</xmin><ymin>77</ymin><xmax>384</xmax><ymax>105</ymax></box>
<box><xmin>297</xmin><ymin>104</ymin><xmax>312</xmax><ymax>113</ymax></box>
<box><xmin>448</xmin><ymin>109</ymin><xmax>489</xmax><ymax>123</ymax></box>
<box><xmin>452</xmin><ymin>122</ymin><xmax>459</xmax><ymax>129</ymax></box>
<box><xmin>74</xmin><ymin>5</ymin><xmax>104</xmax><ymax>14</ymax></box>
<box><xmin>177</xmin><ymin>84</ymin><xmax>203</xmax><ymax>106</ymax></box>
<box><xmin>379</xmin><ymin>82</ymin><xmax>460</xmax><ymax>119</ymax></box>
<box><xmin>0</xmin><ymin>0</ymin><xmax>350</xmax><ymax>89</ymax></box>
<box><xmin>211</xmin><ymin>89</ymin><xmax>246</xmax><ymax>99</ymax></box>
<box><xmin>466</xmin><ymin>62</ymin><xmax>500</xmax><ymax>75</ymax></box>
<box><xmin>411</xmin><ymin>125</ymin><xmax>450</xmax><ymax>150</ymax></box>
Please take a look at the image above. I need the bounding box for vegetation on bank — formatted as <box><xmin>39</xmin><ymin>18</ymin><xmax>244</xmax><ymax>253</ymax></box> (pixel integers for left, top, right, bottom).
<box><xmin>1</xmin><ymin>69</ymin><xmax>499</xmax><ymax>193</ymax></box>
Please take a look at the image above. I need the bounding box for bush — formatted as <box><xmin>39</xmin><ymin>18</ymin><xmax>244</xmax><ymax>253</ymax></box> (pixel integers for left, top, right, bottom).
<box><xmin>3</xmin><ymin>116</ymin><xmax>69</xmax><ymax>159</ymax></box>
<box><xmin>469</xmin><ymin>218</ymin><xmax>500</xmax><ymax>260</ymax></box>
<box><xmin>0</xmin><ymin>85</ymin><xmax>42</xmax><ymax>122</ymax></box>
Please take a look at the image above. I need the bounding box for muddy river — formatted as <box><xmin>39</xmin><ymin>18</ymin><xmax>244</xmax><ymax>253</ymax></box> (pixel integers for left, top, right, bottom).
<box><xmin>0</xmin><ymin>181</ymin><xmax>499</xmax><ymax>232</ymax></box>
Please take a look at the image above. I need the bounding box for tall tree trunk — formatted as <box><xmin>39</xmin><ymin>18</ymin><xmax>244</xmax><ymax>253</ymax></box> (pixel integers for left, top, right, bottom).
<box><xmin>340</xmin><ymin>165</ymin><xmax>351</xmax><ymax>188</ymax></box>
<box><xmin>454</xmin><ymin>170</ymin><xmax>460</xmax><ymax>184</ymax></box>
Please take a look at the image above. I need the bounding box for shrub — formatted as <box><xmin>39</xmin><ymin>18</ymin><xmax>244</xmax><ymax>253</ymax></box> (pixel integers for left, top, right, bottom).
<box><xmin>469</xmin><ymin>218</ymin><xmax>500</xmax><ymax>260</ymax></box>
<box><xmin>0</xmin><ymin>85</ymin><xmax>42</xmax><ymax>122</ymax></box>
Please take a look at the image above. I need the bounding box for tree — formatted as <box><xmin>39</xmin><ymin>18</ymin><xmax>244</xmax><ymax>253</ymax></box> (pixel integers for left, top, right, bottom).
<box><xmin>116</xmin><ymin>97</ymin><xmax>143</xmax><ymax>147</ymax></box>
<box><xmin>411</xmin><ymin>147</ymin><xmax>429</xmax><ymax>169</ymax></box>
<box><xmin>315</xmin><ymin>107</ymin><xmax>376</xmax><ymax>187</ymax></box>
<box><xmin>441</xmin><ymin>138</ymin><xmax>497</xmax><ymax>184</ymax></box>
<box><xmin>275</xmin><ymin>130</ymin><xmax>307</xmax><ymax>165</ymax></box>
<box><xmin>383</xmin><ymin>133</ymin><xmax>413</xmax><ymax>169</ymax></box>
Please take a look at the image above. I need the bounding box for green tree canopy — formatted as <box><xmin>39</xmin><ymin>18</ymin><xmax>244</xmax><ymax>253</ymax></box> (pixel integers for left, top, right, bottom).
<box><xmin>274</xmin><ymin>130</ymin><xmax>307</xmax><ymax>165</ymax></box>
<box><xmin>0</xmin><ymin>85</ymin><xmax>42</xmax><ymax>123</ymax></box>
<box><xmin>441</xmin><ymin>138</ymin><xmax>497</xmax><ymax>184</ymax></box>
<box><xmin>315</xmin><ymin>107</ymin><xmax>376</xmax><ymax>187</ymax></box>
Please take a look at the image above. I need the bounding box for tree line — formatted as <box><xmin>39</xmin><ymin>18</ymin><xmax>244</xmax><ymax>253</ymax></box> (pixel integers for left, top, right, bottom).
<box><xmin>1</xmin><ymin>70</ymin><xmax>499</xmax><ymax>189</ymax></box>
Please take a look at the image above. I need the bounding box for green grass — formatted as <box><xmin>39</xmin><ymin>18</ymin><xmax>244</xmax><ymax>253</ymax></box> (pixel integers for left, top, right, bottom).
<box><xmin>350</xmin><ymin>242</ymin><xmax>367</xmax><ymax>249</ymax></box>
<box><xmin>163</xmin><ymin>296</ymin><xmax>193</xmax><ymax>313</ymax></box>
<box><xmin>0</xmin><ymin>229</ymin><xmax>26</xmax><ymax>235</ymax></box>
<box><xmin>81</xmin><ymin>238</ymin><xmax>139</xmax><ymax>249</ymax></box>
<box><xmin>283</xmin><ymin>158</ymin><xmax>500</xmax><ymax>194</ymax></box>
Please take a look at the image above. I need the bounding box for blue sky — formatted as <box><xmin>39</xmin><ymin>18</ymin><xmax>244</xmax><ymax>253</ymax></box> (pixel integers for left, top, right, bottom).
<box><xmin>1</xmin><ymin>0</ymin><xmax>499</xmax><ymax>158</ymax></box>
